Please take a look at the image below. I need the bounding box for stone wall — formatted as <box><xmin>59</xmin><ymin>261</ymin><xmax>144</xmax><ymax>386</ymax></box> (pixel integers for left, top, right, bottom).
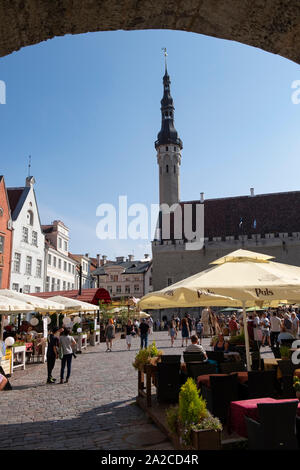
<box><xmin>1</xmin><ymin>1</ymin><xmax>300</xmax><ymax>64</ymax></box>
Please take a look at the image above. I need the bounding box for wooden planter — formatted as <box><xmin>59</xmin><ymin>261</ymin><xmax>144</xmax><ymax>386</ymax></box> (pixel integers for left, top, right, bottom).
<box><xmin>191</xmin><ymin>429</ymin><xmax>222</xmax><ymax>450</ymax></box>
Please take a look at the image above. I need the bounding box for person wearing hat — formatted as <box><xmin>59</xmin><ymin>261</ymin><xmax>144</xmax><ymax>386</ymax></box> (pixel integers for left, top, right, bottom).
<box><xmin>46</xmin><ymin>326</ymin><xmax>60</xmax><ymax>384</ymax></box>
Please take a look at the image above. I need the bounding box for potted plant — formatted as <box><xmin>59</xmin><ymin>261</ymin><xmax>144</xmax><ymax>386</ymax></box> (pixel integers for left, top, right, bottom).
<box><xmin>293</xmin><ymin>376</ymin><xmax>300</xmax><ymax>400</ymax></box>
<box><xmin>280</xmin><ymin>345</ymin><xmax>291</xmax><ymax>360</ymax></box>
<box><xmin>132</xmin><ymin>341</ymin><xmax>163</xmax><ymax>370</ymax></box>
<box><xmin>165</xmin><ymin>378</ymin><xmax>222</xmax><ymax>450</ymax></box>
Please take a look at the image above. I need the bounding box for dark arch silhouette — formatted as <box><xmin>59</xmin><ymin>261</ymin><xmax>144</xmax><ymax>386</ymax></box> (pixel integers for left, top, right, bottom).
<box><xmin>1</xmin><ymin>1</ymin><xmax>300</xmax><ymax>64</ymax></box>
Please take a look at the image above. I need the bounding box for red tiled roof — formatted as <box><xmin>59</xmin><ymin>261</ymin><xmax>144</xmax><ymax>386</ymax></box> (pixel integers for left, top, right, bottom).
<box><xmin>32</xmin><ymin>288</ymin><xmax>111</xmax><ymax>304</ymax></box>
<box><xmin>163</xmin><ymin>191</ymin><xmax>300</xmax><ymax>240</ymax></box>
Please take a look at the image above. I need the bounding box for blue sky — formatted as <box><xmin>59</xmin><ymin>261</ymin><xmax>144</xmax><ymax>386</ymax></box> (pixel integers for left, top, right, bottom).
<box><xmin>1</xmin><ymin>29</ymin><xmax>300</xmax><ymax>260</ymax></box>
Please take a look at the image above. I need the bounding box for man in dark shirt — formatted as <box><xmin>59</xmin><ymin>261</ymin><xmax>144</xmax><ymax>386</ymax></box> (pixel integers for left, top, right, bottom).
<box><xmin>46</xmin><ymin>326</ymin><xmax>60</xmax><ymax>384</ymax></box>
<box><xmin>139</xmin><ymin>319</ymin><xmax>149</xmax><ymax>349</ymax></box>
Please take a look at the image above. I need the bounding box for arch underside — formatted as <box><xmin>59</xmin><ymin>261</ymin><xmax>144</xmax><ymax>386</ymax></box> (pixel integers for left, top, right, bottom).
<box><xmin>1</xmin><ymin>1</ymin><xmax>300</xmax><ymax>63</ymax></box>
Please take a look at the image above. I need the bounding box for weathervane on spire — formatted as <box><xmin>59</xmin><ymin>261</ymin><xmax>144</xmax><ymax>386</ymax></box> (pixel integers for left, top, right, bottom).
<box><xmin>28</xmin><ymin>155</ymin><xmax>31</xmax><ymax>177</ymax></box>
<box><xmin>162</xmin><ymin>47</ymin><xmax>168</xmax><ymax>72</ymax></box>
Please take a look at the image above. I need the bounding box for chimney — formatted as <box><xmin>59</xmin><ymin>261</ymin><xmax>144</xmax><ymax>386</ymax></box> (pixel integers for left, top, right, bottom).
<box><xmin>85</xmin><ymin>253</ymin><xmax>89</xmax><ymax>258</ymax></box>
<box><xmin>128</xmin><ymin>254</ymin><xmax>134</xmax><ymax>262</ymax></box>
<box><xmin>144</xmin><ymin>254</ymin><xmax>150</xmax><ymax>259</ymax></box>
<box><xmin>25</xmin><ymin>176</ymin><xmax>35</xmax><ymax>188</ymax></box>
<box><xmin>116</xmin><ymin>256</ymin><xmax>125</xmax><ymax>263</ymax></box>
<box><xmin>200</xmin><ymin>192</ymin><xmax>204</xmax><ymax>203</ymax></box>
<box><xmin>96</xmin><ymin>254</ymin><xmax>101</xmax><ymax>267</ymax></box>
<box><xmin>102</xmin><ymin>255</ymin><xmax>107</xmax><ymax>265</ymax></box>
<box><xmin>250</xmin><ymin>188</ymin><xmax>254</xmax><ymax>197</ymax></box>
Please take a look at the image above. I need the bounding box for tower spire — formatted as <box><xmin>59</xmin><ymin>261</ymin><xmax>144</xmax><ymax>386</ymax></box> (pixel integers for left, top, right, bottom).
<box><xmin>162</xmin><ymin>47</ymin><xmax>168</xmax><ymax>74</ymax></box>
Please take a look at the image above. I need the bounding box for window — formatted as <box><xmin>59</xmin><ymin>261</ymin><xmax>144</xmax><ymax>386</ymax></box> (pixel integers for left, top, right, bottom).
<box><xmin>48</xmin><ymin>254</ymin><xmax>51</xmax><ymax>265</ymax></box>
<box><xmin>45</xmin><ymin>277</ymin><xmax>50</xmax><ymax>292</ymax></box>
<box><xmin>63</xmin><ymin>281</ymin><xmax>66</xmax><ymax>290</ymax></box>
<box><xmin>72</xmin><ymin>283</ymin><xmax>74</xmax><ymax>289</ymax></box>
<box><xmin>166</xmin><ymin>165</ymin><xmax>169</xmax><ymax>173</ymax></box>
<box><xmin>35</xmin><ymin>287</ymin><xmax>41</xmax><ymax>293</ymax></box>
<box><xmin>64</xmin><ymin>261</ymin><xmax>67</xmax><ymax>271</ymax></box>
<box><xmin>166</xmin><ymin>146</ymin><xmax>168</xmax><ymax>151</ymax></box>
<box><xmin>0</xmin><ymin>235</ymin><xmax>4</xmax><ymax>253</ymax></box>
<box><xmin>27</xmin><ymin>210</ymin><xmax>33</xmax><ymax>225</ymax></box>
<box><xmin>22</xmin><ymin>226</ymin><xmax>29</xmax><ymax>243</ymax></box>
<box><xmin>125</xmin><ymin>285</ymin><xmax>130</xmax><ymax>294</ymax></box>
<box><xmin>53</xmin><ymin>256</ymin><xmax>57</xmax><ymax>268</ymax></box>
<box><xmin>64</xmin><ymin>241</ymin><xmax>68</xmax><ymax>251</ymax></box>
<box><xmin>25</xmin><ymin>256</ymin><xmax>32</xmax><ymax>275</ymax></box>
<box><xmin>107</xmin><ymin>286</ymin><xmax>112</xmax><ymax>294</ymax></box>
<box><xmin>72</xmin><ymin>265</ymin><xmax>75</xmax><ymax>274</ymax></box>
<box><xmin>23</xmin><ymin>285</ymin><xmax>30</xmax><ymax>293</ymax></box>
<box><xmin>116</xmin><ymin>285</ymin><xmax>121</xmax><ymax>293</ymax></box>
<box><xmin>174</xmin><ymin>146</ymin><xmax>176</xmax><ymax>151</ymax></box>
<box><xmin>67</xmin><ymin>282</ymin><xmax>70</xmax><ymax>290</ymax></box>
<box><xmin>58</xmin><ymin>238</ymin><xmax>62</xmax><ymax>248</ymax></box>
<box><xmin>32</xmin><ymin>231</ymin><xmax>38</xmax><ymax>246</ymax></box>
<box><xmin>149</xmin><ymin>277</ymin><xmax>152</xmax><ymax>286</ymax></box>
<box><xmin>0</xmin><ymin>269</ymin><xmax>2</xmax><ymax>288</ymax></box>
<box><xmin>134</xmin><ymin>285</ymin><xmax>140</xmax><ymax>292</ymax></box>
<box><xmin>12</xmin><ymin>283</ymin><xmax>19</xmax><ymax>292</ymax></box>
<box><xmin>68</xmin><ymin>263</ymin><xmax>71</xmax><ymax>273</ymax></box>
<box><xmin>51</xmin><ymin>278</ymin><xmax>55</xmax><ymax>291</ymax></box>
<box><xmin>57</xmin><ymin>279</ymin><xmax>60</xmax><ymax>291</ymax></box>
<box><xmin>13</xmin><ymin>253</ymin><xmax>21</xmax><ymax>273</ymax></box>
<box><xmin>58</xmin><ymin>259</ymin><xmax>62</xmax><ymax>269</ymax></box>
<box><xmin>36</xmin><ymin>259</ymin><xmax>42</xmax><ymax>278</ymax></box>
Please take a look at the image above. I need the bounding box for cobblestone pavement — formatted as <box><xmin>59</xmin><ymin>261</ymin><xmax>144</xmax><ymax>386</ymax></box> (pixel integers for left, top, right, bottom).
<box><xmin>0</xmin><ymin>331</ymin><xmax>273</xmax><ymax>450</ymax></box>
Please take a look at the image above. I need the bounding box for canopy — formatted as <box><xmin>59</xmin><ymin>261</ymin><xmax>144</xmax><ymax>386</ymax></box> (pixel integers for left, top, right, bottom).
<box><xmin>139</xmin><ymin>249</ymin><xmax>300</xmax><ymax>370</ymax></box>
<box><xmin>0</xmin><ymin>289</ymin><xmax>65</xmax><ymax>312</ymax></box>
<box><xmin>0</xmin><ymin>295</ymin><xmax>34</xmax><ymax>313</ymax></box>
<box><xmin>47</xmin><ymin>296</ymin><xmax>99</xmax><ymax>313</ymax></box>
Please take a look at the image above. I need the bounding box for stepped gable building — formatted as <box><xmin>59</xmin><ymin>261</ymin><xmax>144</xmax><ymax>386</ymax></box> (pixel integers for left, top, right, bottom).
<box><xmin>91</xmin><ymin>254</ymin><xmax>152</xmax><ymax>300</ymax></box>
<box><xmin>7</xmin><ymin>176</ymin><xmax>45</xmax><ymax>293</ymax></box>
<box><xmin>152</xmin><ymin>68</ymin><xmax>300</xmax><ymax>291</ymax></box>
<box><xmin>0</xmin><ymin>176</ymin><xmax>13</xmax><ymax>288</ymax></box>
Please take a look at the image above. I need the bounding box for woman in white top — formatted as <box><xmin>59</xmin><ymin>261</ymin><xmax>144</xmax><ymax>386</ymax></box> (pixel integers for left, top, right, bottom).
<box><xmin>59</xmin><ymin>328</ymin><xmax>76</xmax><ymax>384</ymax></box>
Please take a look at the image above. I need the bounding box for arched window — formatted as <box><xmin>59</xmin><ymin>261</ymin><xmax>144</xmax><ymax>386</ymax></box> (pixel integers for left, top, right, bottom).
<box><xmin>27</xmin><ymin>210</ymin><xmax>33</xmax><ymax>225</ymax></box>
<box><xmin>166</xmin><ymin>165</ymin><xmax>169</xmax><ymax>173</ymax></box>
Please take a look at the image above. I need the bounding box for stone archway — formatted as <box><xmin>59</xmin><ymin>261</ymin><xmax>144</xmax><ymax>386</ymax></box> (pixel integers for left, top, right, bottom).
<box><xmin>1</xmin><ymin>1</ymin><xmax>300</xmax><ymax>63</ymax></box>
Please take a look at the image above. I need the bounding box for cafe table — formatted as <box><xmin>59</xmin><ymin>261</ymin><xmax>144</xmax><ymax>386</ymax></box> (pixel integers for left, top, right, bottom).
<box><xmin>264</xmin><ymin>358</ymin><xmax>300</xmax><ymax>379</ymax></box>
<box><xmin>197</xmin><ymin>372</ymin><xmax>248</xmax><ymax>389</ymax></box>
<box><xmin>228</xmin><ymin>398</ymin><xmax>300</xmax><ymax>438</ymax></box>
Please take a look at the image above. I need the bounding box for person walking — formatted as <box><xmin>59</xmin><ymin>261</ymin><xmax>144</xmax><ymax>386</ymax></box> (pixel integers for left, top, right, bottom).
<box><xmin>181</xmin><ymin>317</ymin><xmax>190</xmax><ymax>348</ymax></box>
<box><xmin>291</xmin><ymin>312</ymin><xmax>299</xmax><ymax>338</ymax></box>
<box><xmin>46</xmin><ymin>326</ymin><xmax>60</xmax><ymax>384</ymax></box>
<box><xmin>228</xmin><ymin>314</ymin><xmax>239</xmax><ymax>337</ymax></box>
<box><xmin>139</xmin><ymin>318</ymin><xmax>149</xmax><ymax>349</ymax></box>
<box><xmin>168</xmin><ymin>319</ymin><xmax>176</xmax><ymax>347</ymax></box>
<box><xmin>270</xmin><ymin>311</ymin><xmax>282</xmax><ymax>347</ymax></box>
<box><xmin>59</xmin><ymin>327</ymin><xmax>77</xmax><ymax>384</ymax></box>
<box><xmin>105</xmin><ymin>318</ymin><xmax>115</xmax><ymax>352</ymax></box>
<box><xmin>125</xmin><ymin>319</ymin><xmax>135</xmax><ymax>351</ymax></box>
<box><xmin>195</xmin><ymin>319</ymin><xmax>203</xmax><ymax>344</ymax></box>
<box><xmin>261</xmin><ymin>313</ymin><xmax>271</xmax><ymax>347</ymax></box>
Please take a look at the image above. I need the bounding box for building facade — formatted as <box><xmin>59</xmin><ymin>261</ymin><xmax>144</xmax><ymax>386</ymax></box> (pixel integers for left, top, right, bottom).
<box><xmin>152</xmin><ymin>68</ymin><xmax>300</xmax><ymax>292</ymax></box>
<box><xmin>42</xmin><ymin>220</ymin><xmax>77</xmax><ymax>292</ymax></box>
<box><xmin>7</xmin><ymin>177</ymin><xmax>45</xmax><ymax>293</ymax></box>
<box><xmin>91</xmin><ymin>254</ymin><xmax>153</xmax><ymax>300</ymax></box>
<box><xmin>0</xmin><ymin>176</ymin><xmax>13</xmax><ymax>289</ymax></box>
<box><xmin>69</xmin><ymin>253</ymin><xmax>96</xmax><ymax>289</ymax></box>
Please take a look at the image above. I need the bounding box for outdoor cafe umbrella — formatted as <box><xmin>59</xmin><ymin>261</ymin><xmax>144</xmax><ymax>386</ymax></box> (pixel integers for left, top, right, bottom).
<box><xmin>47</xmin><ymin>296</ymin><xmax>99</xmax><ymax>313</ymax></box>
<box><xmin>0</xmin><ymin>289</ymin><xmax>65</xmax><ymax>312</ymax></box>
<box><xmin>139</xmin><ymin>249</ymin><xmax>300</xmax><ymax>370</ymax></box>
<box><xmin>0</xmin><ymin>295</ymin><xmax>38</xmax><ymax>341</ymax></box>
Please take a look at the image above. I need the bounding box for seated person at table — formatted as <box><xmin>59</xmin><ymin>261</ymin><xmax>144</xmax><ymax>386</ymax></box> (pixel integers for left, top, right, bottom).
<box><xmin>277</xmin><ymin>326</ymin><xmax>295</xmax><ymax>344</ymax></box>
<box><xmin>185</xmin><ymin>335</ymin><xmax>207</xmax><ymax>360</ymax></box>
<box><xmin>212</xmin><ymin>334</ymin><xmax>229</xmax><ymax>352</ymax></box>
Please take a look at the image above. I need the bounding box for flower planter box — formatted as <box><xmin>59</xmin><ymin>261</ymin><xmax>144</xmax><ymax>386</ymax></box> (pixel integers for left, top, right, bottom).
<box><xmin>191</xmin><ymin>429</ymin><xmax>222</xmax><ymax>450</ymax></box>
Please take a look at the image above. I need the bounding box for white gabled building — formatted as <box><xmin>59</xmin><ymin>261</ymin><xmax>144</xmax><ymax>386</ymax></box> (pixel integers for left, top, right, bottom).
<box><xmin>42</xmin><ymin>220</ymin><xmax>77</xmax><ymax>292</ymax></box>
<box><xmin>7</xmin><ymin>176</ymin><xmax>45</xmax><ymax>293</ymax></box>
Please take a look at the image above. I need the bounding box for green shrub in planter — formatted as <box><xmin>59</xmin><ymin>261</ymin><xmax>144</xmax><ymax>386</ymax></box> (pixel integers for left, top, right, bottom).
<box><xmin>166</xmin><ymin>378</ymin><xmax>222</xmax><ymax>448</ymax></box>
<box><xmin>280</xmin><ymin>346</ymin><xmax>291</xmax><ymax>359</ymax></box>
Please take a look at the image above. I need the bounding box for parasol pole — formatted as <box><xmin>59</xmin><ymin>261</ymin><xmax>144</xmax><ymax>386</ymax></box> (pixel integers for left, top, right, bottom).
<box><xmin>242</xmin><ymin>300</ymin><xmax>251</xmax><ymax>371</ymax></box>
